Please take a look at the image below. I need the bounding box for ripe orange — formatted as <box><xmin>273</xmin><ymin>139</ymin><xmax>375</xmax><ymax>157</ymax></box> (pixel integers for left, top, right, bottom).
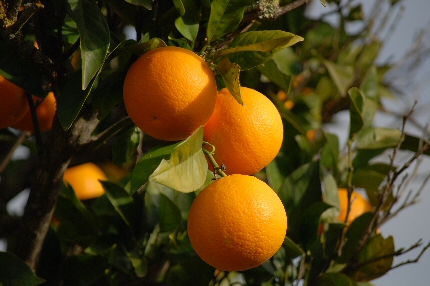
<box><xmin>204</xmin><ymin>87</ymin><xmax>283</xmax><ymax>175</ymax></box>
<box><xmin>0</xmin><ymin>75</ymin><xmax>29</xmax><ymax>129</ymax></box>
<box><xmin>187</xmin><ymin>174</ymin><xmax>287</xmax><ymax>271</ymax></box>
<box><xmin>63</xmin><ymin>163</ymin><xmax>108</xmax><ymax>200</ymax></box>
<box><xmin>12</xmin><ymin>92</ymin><xmax>56</xmax><ymax>133</ymax></box>
<box><xmin>123</xmin><ymin>46</ymin><xmax>218</xmax><ymax>141</ymax></box>
<box><xmin>338</xmin><ymin>188</ymin><xmax>373</xmax><ymax>225</ymax></box>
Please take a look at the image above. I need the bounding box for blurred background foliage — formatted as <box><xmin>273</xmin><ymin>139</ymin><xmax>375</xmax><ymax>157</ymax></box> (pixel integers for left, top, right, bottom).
<box><xmin>1</xmin><ymin>0</ymin><xmax>430</xmax><ymax>285</ymax></box>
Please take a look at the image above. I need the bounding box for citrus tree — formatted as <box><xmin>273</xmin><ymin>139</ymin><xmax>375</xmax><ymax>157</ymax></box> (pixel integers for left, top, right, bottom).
<box><xmin>1</xmin><ymin>0</ymin><xmax>430</xmax><ymax>285</ymax></box>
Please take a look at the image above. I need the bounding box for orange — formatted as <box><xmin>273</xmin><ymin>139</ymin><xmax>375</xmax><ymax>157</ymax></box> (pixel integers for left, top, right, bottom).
<box><xmin>63</xmin><ymin>162</ymin><xmax>108</xmax><ymax>200</ymax></box>
<box><xmin>0</xmin><ymin>75</ymin><xmax>29</xmax><ymax>129</ymax></box>
<box><xmin>338</xmin><ymin>188</ymin><xmax>373</xmax><ymax>225</ymax></box>
<box><xmin>123</xmin><ymin>46</ymin><xmax>218</xmax><ymax>141</ymax></box>
<box><xmin>187</xmin><ymin>174</ymin><xmax>287</xmax><ymax>271</ymax></box>
<box><xmin>204</xmin><ymin>87</ymin><xmax>283</xmax><ymax>175</ymax></box>
<box><xmin>12</xmin><ymin>92</ymin><xmax>56</xmax><ymax>133</ymax></box>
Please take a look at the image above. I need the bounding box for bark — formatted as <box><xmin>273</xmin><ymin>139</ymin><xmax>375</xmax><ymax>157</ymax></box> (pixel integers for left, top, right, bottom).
<box><xmin>13</xmin><ymin>112</ymin><xmax>100</xmax><ymax>270</ymax></box>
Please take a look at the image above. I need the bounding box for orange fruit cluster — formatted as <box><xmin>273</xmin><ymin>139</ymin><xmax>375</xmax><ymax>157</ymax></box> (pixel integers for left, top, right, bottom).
<box><xmin>0</xmin><ymin>75</ymin><xmax>28</xmax><ymax>129</ymax></box>
<box><xmin>187</xmin><ymin>174</ymin><xmax>287</xmax><ymax>271</ymax></box>
<box><xmin>204</xmin><ymin>87</ymin><xmax>283</xmax><ymax>175</ymax></box>
<box><xmin>338</xmin><ymin>188</ymin><xmax>373</xmax><ymax>225</ymax></box>
<box><xmin>122</xmin><ymin>46</ymin><xmax>287</xmax><ymax>272</ymax></box>
<box><xmin>123</xmin><ymin>46</ymin><xmax>218</xmax><ymax>141</ymax></box>
<box><xmin>12</xmin><ymin>92</ymin><xmax>56</xmax><ymax>133</ymax></box>
<box><xmin>63</xmin><ymin>163</ymin><xmax>107</xmax><ymax>200</ymax></box>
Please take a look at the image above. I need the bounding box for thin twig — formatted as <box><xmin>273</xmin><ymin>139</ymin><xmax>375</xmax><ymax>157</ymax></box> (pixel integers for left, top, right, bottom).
<box><xmin>352</xmin><ymin>239</ymin><xmax>424</xmax><ymax>270</ymax></box>
<box><xmin>391</xmin><ymin>240</ymin><xmax>430</xmax><ymax>270</ymax></box>
<box><xmin>0</xmin><ymin>131</ymin><xmax>28</xmax><ymax>174</ymax></box>
<box><xmin>357</xmin><ymin>103</ymin><xmax>416</xmax><ymax>251</ymax></box>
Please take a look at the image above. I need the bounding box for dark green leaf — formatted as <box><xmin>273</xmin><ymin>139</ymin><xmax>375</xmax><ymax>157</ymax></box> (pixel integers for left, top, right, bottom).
<box><xmin>220</xmin><ymin>30</ymin><xmax>303</xmax><ymax>70</ymax></box>
<box><xmin>101</xmin><ymin>181</ymin><xmax>136</xmax><ymax>229</ymax></box>
<box><xmin>173</xmin><ymin>0</ymin><xmax>200</xmax><ymax>41</ymax></box>
<box><xmin>400</xmin><ymin>134</ymin><xmax>430</xmax><ymax>156</ymax></box>
<box><xmin>314</xmin><ymin>272</ymin><xmax>355</xmax><ymax>286</ymax></box>
<box><xmin>353</xmin><ymin>148</ymin><xmax>386</xmax><ymax>170</ymax></box>
<box><xmin>348</xmin><ymin>235</ymin><xmax>394</xmax><ymax>281</ymax></box>
<box><xmin>353</xmin><ymin>163</ymin><xmax>391</xmax><ymax>200</ymax></box>
<box><xmin>55</xmin><ymin>184</ymin><xmax>98</xmax><ymax>247</ymax></box>
<box><xmin>56</xmin><ymin>69</ymin><xmax>91</xmax><ymax>130</ymax></box>
<box><xmin>62</xmin><ymin>254</ymin><xmax>109</xmax><ymax>285</ymax></box>
<box><xmin>130</xmin><ymin>142</ymin><xmax>179</xmax><ymax>194</ymax></box>
<box><xmin>112</xmin><ymin>125</ymin><xmax>140</xmax><ymax>166</ymax></box>
<box><xmin>119</xmin><ymin>38</ymin><xmax>167</xmax><ymax>55</ymax></box>
<box><xmin>258</xmin><ymin>59</ymin><xmax>292</xmax><ymax>93</ymax></box>
<box><xmin>321</xmin><ymin>131</ymin><xmax>339</xmax><ymax>172</ymax></box>
<box><xmin>206</xmin><ymin>0</ymin><xmax>253</xmax><ymax>42</ymax></box>
<box><xmin>337</xmin><ymin>212</ymin><xmax>373</xmax><ymax>264</ymax></box>
<box><xmin>126</xmin><ymin>0</ymin><xmax>152</xmax><ymax>10</ymax></box>
<box><xmin>0</xmin><ymin>252</ymin><xmax>45</xmax><ymax>285</ymax></box>
<box><xmin>0</xmin><ymin>38</ymin><xmax>45</xmax><ymax>96</ymax></box>
<box><xmin>283</xmin><ymin>236</ymin><xmax>304</xmax><ymax>260</ymax></box>
<box><xmin>279</xmin><ymin>161</ymin><xmax>322</xmax><ymax>244</ymax></box>
<box><xmin>216</xmin><ymin>57</ymin><xmax>242</xmax><ymax>104</ymax></box>
<box><xmin>66</xmin><ymin>0</ymin><xmax>110</xmax><ymax>89</ymax></box>
<box><xmin>300</xmin><ymin>201</ymin><xmax>332</xmax><ymax>247</ymax></box>
<box><xmin>159</xmin><ymin>192</ymin><xmax>183</xmax><ymax>232</ymax></box>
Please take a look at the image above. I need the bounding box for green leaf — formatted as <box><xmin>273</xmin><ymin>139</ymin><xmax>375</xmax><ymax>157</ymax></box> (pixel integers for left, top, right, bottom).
<box><xmin>66</xmin><ymin>0</ymin><xmax>110</xmax><ymax>89</ymax></box>
<box><xmin>55</xmin><ymin>183</ymin><xmax>98</xmax><ymax>247</ymax></box>
<box><xmin>321</xmin><ymin>167</ymin><xmax>339</xmax><ymax>211</ymax></box>
<box><xmin>130</xmin><ymin>142</ymin><xmax>180</xmax><ymax>194</ymax></box>
<box><xmin>353</xmin><ymin>163</ymin><xmax>391</xmax><ymax>199</ymax></box>
<box><xmin>314</xmin><ymin>273</ymin><xmax>355</xmax><ymax>286</ymax></box>
<box><xmin>401</xmin><ymin>134</ymin><xmax>430</xmax><ymax>156</ymax></box>
<box><xmin>159</xmin><ymin>192</ymin><xmax>183</xmax><ymax>232</ymax></box>
<box><xmin>321</xmin><ymin>131</ymin><xmax>339</xmax><ymax>172</ymax></box>
<box><xmin>101</xmin><ymin>181</ymin><xmax>136</xmax><ymax>228</ymax></box>
<box><xmin>206</xmin><ymin>0</ymin><xmax>253</xmax><ymax>42</ymax></box>
<box><xmin>112</xmin><ymin>125</ymin><xmax>141</xmax><ymax>166</ymax></box>
<box><xmin>258</xmin><ymin>59</ymin><xmax>292</xmax><ymax>93</ymax></box>
<box><xmin>127</xmin><ymin>249</ymin><xmax>148</xmax><ymax>278</ymax></box>
<box><xmin>216</xmin><ymin>57</ymin><xmax>242</xmax><ymax>105</ymax></box>
<box><xmin>300</xmin><ymin>201</ymin><xmax>332</xmax><ymax>247</ymax></box>
<box><xmin>216</xmin><ymin>30</ymin><xmax>303</xmax><ymax>70</ymax></box>
<box><xmin>348</xmin><ymin>88</ymin><xmax>377</xmax><ymax>136</ymax></box>
<box><xmin>119</xmin><ymin>38</ymin><xmax>167</xmax><ymax>55</ymax></box>
<box><xmin>62</xmin><ymin>254</ymin><xmax>109</xmax><ymax>285</ymax></box>
<box><xmin>56</xmin><ymin>69</ymin><xmax>91</xmax><ymax>130</ymax></box>
<box><xmin>353</xmin><ymin>148</ymin><xmax>386</xmax><ymax>170</ymax></box>
<box><xmin>337</xmin><ymin>212</ymin><xmax>373</xmax><ymax>264</ymax></box>
<box><xmin>126</xmin><ymin>0</ymin><xmax>152</xmax><ymax>10</ymax></box>
<box><xmin>360</xmin><ymin>66</ymin><xmax>379</xmax><ymax>102</ymax></box>
<box><xmin>356</xmin><ymin>127</ymin><xmax>401</xmax><ymax>149</ymax></box>
<box><xmin>279</xmin><ymin>161</ymin><xmax>322</xmax><ymax>244</ymax></box>
<box><xmin>348</xmin><ymin>235</ymin><xmax>394</xmax><ymax>281</ymax></box>
<box><xmin>0</xmin><ymin>38</ymin><xmax>45</xmax><ymax>97</ymax></box>
<box><xmin>323</xmin><ymin>59</ymin><xmax>354</xmax><ymax>96</ymax></box>
<box><xmin>283</xmin><ymin>236</ymin><xmax>305</xmax><ymax>260</ymax></box>
<box><xmin>173</xmin><ymin>0</ymin><xmax>200</xmax><ymax>41</ymax></box>
<box><xmin>0</xmin><ymin>252</ymin><xmax>45</xmax><ymax>285</ymax></box>
<box><xmin>149</xmin><ymin>127</ymin><xmax>207</xmax><ymax>193</ymax></box>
